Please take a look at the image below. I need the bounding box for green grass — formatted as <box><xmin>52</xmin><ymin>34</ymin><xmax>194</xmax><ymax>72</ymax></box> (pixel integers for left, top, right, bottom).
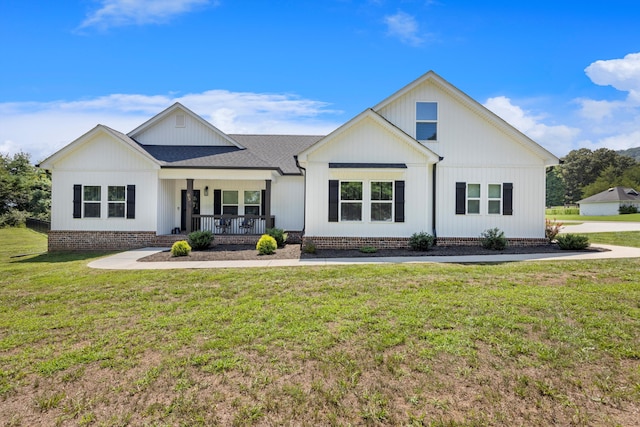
<box><xmin>1</xmin><ymin>227</ymin><xmax>640</xmax><ymax>426</ymax></box>
<box><xmin>546</xmin><ymin>213</ymin><xmax>640</xmax><ymax>222</ymax></box>
<box><xmin>587</xmin><ymin>231</ymin><xmax>640</xmax><ymax>248</ymax></box>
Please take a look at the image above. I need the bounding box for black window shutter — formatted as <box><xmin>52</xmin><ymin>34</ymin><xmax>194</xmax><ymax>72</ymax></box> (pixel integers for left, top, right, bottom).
<box><xmin>73</xmin><ymin>184</ymin><xmax>82</xmax><ymax>218</ymax></box>
<box><xmin>503</xmin><ymin>183</ymin><xmax>513</xmax><ymax>216</ymax></box>
<box><xmin>214</xmin><ymin>190</ymin><xmax>222</xmax><ymax>215</ymax></box>
<box><xmin>394</xmin><ymin>180</ymin><xmax>405</xmax><ymax>223</ymax></box>
<box><xmin>328</xmin><ymin>180</ymin><xmax>339</xmax><ymax>222</ymax></box>
<box><xmin>455</xmin><ymin>182</ymin><xmax>466</xmax><ymax>215</ymax></box>
<box><xmin>126</xmin><ymin>185</ymin><xmax>136</xmax><ymax>219</ymax></box>
<box><xmin>261</xmin><ymin>189</ymin><xmax>266</xmax><ymax>216</ymax></box>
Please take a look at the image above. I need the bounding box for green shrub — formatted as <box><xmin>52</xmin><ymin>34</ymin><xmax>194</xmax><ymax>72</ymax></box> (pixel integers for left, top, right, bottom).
<box><xmin>171</xmin><ymin>240</ymin><xmax>191</xmax><ymax>257</ymax></box>
<box><xmin>409</xmin><ymin>232</ymin><xmax>435</xmax><ymax>251</ymax></box>
<box><xmin>480</xmin><ymin>228</ymin><xmax>507</xmax><ymax>250</ymax></box>
<box><xmin>0</xmin><ymin>210</ymin><xmax>27</xmax><ymax>228</ymax></box>
<box><xmin>188</xmin><ymin>230</ymin><xmax>213</xmax><ymax>250</ymax></box>
<box><xmin>619</xmin><ymin>204</ymin><xmax>638</xmax><ymax>214</ymax></box>
<box><xmin>359</xmin><ymin>246</ymin><xmax>377</xmax><ymax>254</ymax></box>
<box><xmin>556</xmin><ymin>234</ymin><xmax>590</xmax><ymax>250</ymax></box>
<box><xmin>302</xmin><ymin>242</ymin><xmax>317</xmax><ymax>254</ymax></box>
<box><xmin>266</xmin><ymin>227</ymin><xmax>287</xmax><ymax>248</ymax></box>
<box><xmin>256</xmin><ymin>234</ymin><xmax>277</xmax><ymax>255</ymax></box>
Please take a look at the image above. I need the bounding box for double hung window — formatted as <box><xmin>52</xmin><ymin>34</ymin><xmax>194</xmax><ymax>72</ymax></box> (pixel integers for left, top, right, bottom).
<box><xmin>370</xmin><ymin>181</ymin><xmax>393</xmax><ymax>221</ymax></box>
<box><xmin>108</xmin><ymin>186</ymin><xmax>126</xmax><ymax>218</ymax></box>
<box><xmin>222</xmin><ymin>191</ymin><xmax>238</xmax><ymax>215</ymax></box>
<box><xmin>416</xmin><ymin>102</ymin><xmax>438</xmax><ymax>141</ymax></box>
<box><xmin>340</xmin><ymin>181</ymin><xmax>363</xmax><ymax>221</ymax></box>
<box><xmin>83</xmin><ymin>186</ymin><xmax>101</xmax><ymax>218</ymax></box>
<box><xmin>488</xmin><ymin>184</ymin><xmax>502</xmax><ymax>214</ymax></box>
<box><xmin>467</xmin><ymin>184</ymin><xmax>481</xmax><ymax>214</ymax></box>
<box><xmin>244</xmin><ymin>190</ymin><xmax>261</xmax><ymax>216</ymax></box>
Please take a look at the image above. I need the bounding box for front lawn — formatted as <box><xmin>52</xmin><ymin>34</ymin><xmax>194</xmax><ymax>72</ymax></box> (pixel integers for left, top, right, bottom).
<box><xmin>1</xmin><ymin>228</ymin><xmax>639</xmax><ymax>426</ymax></box>
<box><xmin>546</xmin><ymin>213</ymin><xmax>640</xmax><ymax>222</ymax></box>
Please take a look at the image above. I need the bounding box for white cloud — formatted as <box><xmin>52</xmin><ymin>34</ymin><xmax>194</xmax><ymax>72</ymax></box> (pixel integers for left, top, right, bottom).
<box><xmin>383</xmin><ymin>11</ymin><xmax>428</xmax><ymax>46</ymax></box>
<box><xmin>484</xmin><ymin>96</ymin><xmax>580</xmax><ymax>156</ymax></box>
<box><xmin>78</xmin><ymin>0</ymin><xmax>213</xmax><ymax>30</ymax></box>
<box><xmin>585</xmin><ymin>52</ymin><xmax>640</xmax><ymax>102</ymax></box>
<box><xmin>0</xmin><ymin>91</ymin><xmax>342</xmax><ymax>162</ymax></box>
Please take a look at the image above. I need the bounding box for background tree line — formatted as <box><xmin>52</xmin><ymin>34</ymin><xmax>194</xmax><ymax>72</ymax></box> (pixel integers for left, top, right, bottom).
<box><xmin>0</xmin><ymin>152</ymin><xmax>51</xmax><ymax>227</ymax></box>
<box><xmin>546</xmin><ymin>147</ymin><xmax>640</xmax><ymax>206</ymax></box>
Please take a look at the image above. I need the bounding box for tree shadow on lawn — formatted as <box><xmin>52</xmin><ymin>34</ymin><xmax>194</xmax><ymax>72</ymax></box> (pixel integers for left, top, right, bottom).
<box><xmin>12</xmin><ymin>251</ymin><xmax>115</xmax><ymax>264</ymax></box>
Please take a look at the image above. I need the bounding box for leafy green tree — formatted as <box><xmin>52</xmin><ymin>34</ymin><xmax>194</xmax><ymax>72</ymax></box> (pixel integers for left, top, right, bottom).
<box><xmin>0</xmin><ymin>152</ymin><xmax>51</xmax><ymax>226</ymax></box>
<box><xmin>545</xmin><ymin>167</ymin><xmax>565</xmax><ymax>207</ymax></box>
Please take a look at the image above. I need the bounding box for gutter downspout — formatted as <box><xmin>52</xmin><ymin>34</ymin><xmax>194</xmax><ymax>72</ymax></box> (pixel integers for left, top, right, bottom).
<box><xmin>432</xmin><ymin>156</ymin><xmax>444</xmax><ymax>238</ymax></box>
<box><xmin>294</xmin><ymin>155</ymin><xmax>306</xmax><ymax>238</ymax></box>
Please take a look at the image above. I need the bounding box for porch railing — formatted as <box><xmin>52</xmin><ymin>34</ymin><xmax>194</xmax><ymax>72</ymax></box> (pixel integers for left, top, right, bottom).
<box><xmin>191</xmin><ymin>215</ymin><xmax>275</xmax><ymax>235</ymax></box>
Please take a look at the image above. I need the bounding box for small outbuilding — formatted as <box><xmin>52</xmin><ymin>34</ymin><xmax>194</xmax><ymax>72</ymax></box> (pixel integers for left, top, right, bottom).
<box><xmin>578</xmin><ymin>187</ymin><xmax>640</xmax><ymax>216</ymax></box>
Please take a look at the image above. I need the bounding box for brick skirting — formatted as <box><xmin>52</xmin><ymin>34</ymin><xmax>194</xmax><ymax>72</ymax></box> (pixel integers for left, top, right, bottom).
<box><xmin>48</xmin><ymin>230</ymin><xmax>304</xmax><ymax>251</ymax></box>
<box><xmin>303</xmin><ymin>235</ymin><xmax>549</xmax><ymax>250</ymax></box>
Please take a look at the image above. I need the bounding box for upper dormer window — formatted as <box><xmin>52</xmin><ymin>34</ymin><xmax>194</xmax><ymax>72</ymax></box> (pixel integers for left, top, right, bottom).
<box><xmin>416</xmin><ymin>102</ymin><xmax>437</xmax><ymax>141</ymax></box>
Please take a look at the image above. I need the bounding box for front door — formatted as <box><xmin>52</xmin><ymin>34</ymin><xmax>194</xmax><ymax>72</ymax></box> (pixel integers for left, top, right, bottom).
<box><xmin>181</xmin><ymin>190</ymin><xmax>200</xmax><ymax>231</ymax></box>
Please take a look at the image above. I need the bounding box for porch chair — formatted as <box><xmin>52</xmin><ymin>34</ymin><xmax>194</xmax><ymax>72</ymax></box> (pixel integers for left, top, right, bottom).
<box><xmin>239</xmin><ymin>218</ymin><xmax>255</xmax><ymax>234</ymax></box>
<box><xmin>215</xmin><ymin>218</ymin><xmax>232</xmax><ymax>234</ymax></box>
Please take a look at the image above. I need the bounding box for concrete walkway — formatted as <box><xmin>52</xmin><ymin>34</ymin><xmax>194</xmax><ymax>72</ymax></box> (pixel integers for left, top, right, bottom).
<box><xmin>88</xmin><ymin>243</ymin><xmax>640</xmax><ymax>270</ymax></box>
<box><xmin>561</xmin><ymin>221</ymin><xmax>640</xmax><ymax>233</ymax></box>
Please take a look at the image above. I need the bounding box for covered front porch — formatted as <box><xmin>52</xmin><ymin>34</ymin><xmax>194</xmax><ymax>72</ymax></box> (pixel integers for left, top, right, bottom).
<box><xmin>158</xmin><ymin>168</ymin><xmax>278</xmax><ymax>236</ymax></box>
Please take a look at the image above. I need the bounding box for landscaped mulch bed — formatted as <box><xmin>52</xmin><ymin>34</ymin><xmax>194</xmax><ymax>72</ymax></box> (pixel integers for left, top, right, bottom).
<box><xmin>138</xmin><ymin>243</ymin><xmax>604</xmax><ymax>262</ymax></box>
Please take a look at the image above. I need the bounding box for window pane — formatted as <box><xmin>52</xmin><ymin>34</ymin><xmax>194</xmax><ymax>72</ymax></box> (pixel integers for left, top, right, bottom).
<box><xmin>416</xmin><ymin>123</ymin><xmax>437</xmax><ymax>141</ymax></box>
<box><xmin>222</xmin><ymin>206</ymin><xmax>238</xmax><ymax>215</ymax></box>
<box><xmin>84</xmin><ymin>202</ymin><xmax>100</xmax><ymax>218</ymax></box>
<box><xmin>371</xmin><ymin>182</ymin><xmax>393</xmax><ymax>201</ymax></box>
<box><xmin>468</xmin><ymin>200</ymin><xmax>480</xmax><ymax>214</ymax></box>
<box><xmin>108</xmin><ymin>186</ymin><xmax>125</xmax><ymax>201</ymax></box>
<box><xmin>488</xmin><ymin>200</ymin><xmax>501</xmax><ymax>214</ymax></box>
<box><xmin>108</xmin><ymin>203</ymin><xmax>125</xmax><ymax>218</ymax></box>
<box><xmin>222</xmin><ymin>191</ymin><xmax>238</xmax><ymax>204</ymax></box>
<box><xmin>371</xmin><ymin>203</ymin><xmax>392</xmax><ymax>221</ymax></box>
<box><xmin>245</xmin><ymin>206</ymin><xmax>260</xmax><ymax>216</ymax></box>
<box><xmin>84</xmin><ymin>186</ymin><xmax>101</xmax><ymax>201</ymax></box>
<box><xmin>416</xmin><ymin>102</ymin><xmax>438</xmax><ymax>120</ymax></box>
<box><xmin>488</xmin><ymin>184</ymin><xmax>501</xmax><ymax>199</ymax></box>
<box><xmin>244</xmin><ymin>190</ymin><xmax>260</xmax><ymax>205</ymax></box>
<box><xmin>340</xmin><ymin>182</ymin><xmax>362</xmax><ymax>201</ymax></box>
<box><xmin>468</xmin><ymin>184</ymin><xmax>480</xmax><ymax>198</ymax></box>
<box><xmin>341</xmin><ymin>203</ymin><xmax>362</xmax><ymax>221</ymax></box>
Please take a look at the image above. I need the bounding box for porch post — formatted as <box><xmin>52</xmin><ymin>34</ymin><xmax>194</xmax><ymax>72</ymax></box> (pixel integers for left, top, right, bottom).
<box><xmin>186</xmin><ymin>179</ymin><xmax>194</xmax><ymax>234</ymax></box>
<box><xmin>265</xmin><ymin>179</ymin><xmax>272</xmax><ymax>228</ymax></box>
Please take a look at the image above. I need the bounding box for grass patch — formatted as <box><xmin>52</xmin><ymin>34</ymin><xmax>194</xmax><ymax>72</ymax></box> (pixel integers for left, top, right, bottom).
<box><xmin>1</xmin><ymin>227</ymin><xmax>639</xmax><ymax>425</ymax></box>
<box><xmin>586</xmin><ymin>231</ymin><xmax>640</xmax><ymax>248</ymax></box>
<box><xmin>546</xmin><ymin>213</ymin><xmax>640</xmax><ymax>222</ymax></box>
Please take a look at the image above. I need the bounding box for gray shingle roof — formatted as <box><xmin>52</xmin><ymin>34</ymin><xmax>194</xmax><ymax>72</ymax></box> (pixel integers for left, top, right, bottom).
<box><xmin>578</xmin><ymin>187</ymin><xmax>640</xmax><ymax>204</ymax></box>
<box><xmin>136</xmin><ymin>134</ymin><xmax>323</xmax><ymax>175</ymax></box>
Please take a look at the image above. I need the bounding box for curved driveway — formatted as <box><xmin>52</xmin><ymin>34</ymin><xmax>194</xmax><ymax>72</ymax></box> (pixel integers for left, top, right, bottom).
<box><xmin>561</xmin><ymin>221</ymin><xmax>640</xmax><ymax>233</ymax></box>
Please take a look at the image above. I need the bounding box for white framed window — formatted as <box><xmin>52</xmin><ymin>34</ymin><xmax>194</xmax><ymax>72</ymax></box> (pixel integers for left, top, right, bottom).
<box><xmin>467</xmin><ymin>183</ymin><xmax>480</xmax><ymax>214</ymax></box>
<box><xmin>244</xmin><ymin>190</ymin><xmax>261</xmax><ymax>216</ymax></box>
<box><xmin>416</xmin><ymin>102</ymin><xmax>438</xmax><ymax>141</ymax></box>
<box><xmin>83</xmin><ymin>186</ymin><xmax>101</xmax><ymax>218</ymax></box>
<box><xmin>488</xmin><ymin>184</ymin><xmax>502</xmax><ymax>214</ymax></box>
<box><xmin>371</xmin><ymin>181</ymin><xmax>393</xmax><ymax>222</ymax></box>
<box><xmin>340</xmin><ymin>181</ymin><xmax>362</xmax><ymax>221</ymax></box>
<box><xmin>222</xmin><ymin>190</ymin><xmax>238</xmax><ymax>215</ymax></box>
<box><xmin>108</xmin><ymin>186</ymin><xmax>126</xmax><ymax>218</ymax></box>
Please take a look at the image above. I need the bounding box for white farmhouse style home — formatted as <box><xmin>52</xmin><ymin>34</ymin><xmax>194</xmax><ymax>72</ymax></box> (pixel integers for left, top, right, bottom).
<box><xmin>578</xmin><ymin>187</ymin><xmax>640</xmax><ymax>216</ymax></box>
<box><xmin>39</xmin><ymin>71</ymin><xmax>559</xmax><ymax>251</ymax></box>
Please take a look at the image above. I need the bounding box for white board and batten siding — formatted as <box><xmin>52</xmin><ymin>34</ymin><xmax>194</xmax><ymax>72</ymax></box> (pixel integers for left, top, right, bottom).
<box><xmin>48</xmin><ymin>132</ymin><xmax>159</xmax><ymax>231</ymax></box>
<box><xmin>132</xmin><ymin>110</ymin><xmax>237</xmax><ymax>147</ymax></box>
<box><xmin>303</xmin><ymin>115</ymin><xmax>433</xmax><ymax>237</ymax></box>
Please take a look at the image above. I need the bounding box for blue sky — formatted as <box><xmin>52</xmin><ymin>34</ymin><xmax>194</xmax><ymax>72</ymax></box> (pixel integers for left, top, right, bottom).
<box><xmin>2</xmin><ymin>0</ymin><xmax>640</xmax><ymax>161</ymax></box>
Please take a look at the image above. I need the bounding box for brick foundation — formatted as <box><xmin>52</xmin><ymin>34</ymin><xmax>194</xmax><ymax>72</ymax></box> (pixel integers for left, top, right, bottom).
<box><xmin>302</xmin><ymin>235</ymin><xmax>548</xmax><ymax>250</ymax></box>
<box><xmin>48</xmin><ymin>230</ymin><xmax>304</xmax><ymax>251</ymax></box>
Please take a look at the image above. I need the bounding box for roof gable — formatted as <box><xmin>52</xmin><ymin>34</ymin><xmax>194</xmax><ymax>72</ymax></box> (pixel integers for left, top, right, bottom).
<box><xmin>128</xmin><ymin>103</ymin><xmax>244</xmax><ymax>148</ymax></box>
<box><xmin>578</xmin><ymin>187</ymin><xmax>640</xmax><ymax>204</ymax></box>
<box><xmin>38</xmin><ymin>124</ymin><xmax>159</xmax><ymax>170</ymax></box>
<box><xmin>296</xmin><ymin>109</ymin><xmax>441</xmax><ymax>165</ymax></box>
<box><xmin>374</xmin><ymin>71</ymin><xmax>559</xmax><ymax>166</ymax></box>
